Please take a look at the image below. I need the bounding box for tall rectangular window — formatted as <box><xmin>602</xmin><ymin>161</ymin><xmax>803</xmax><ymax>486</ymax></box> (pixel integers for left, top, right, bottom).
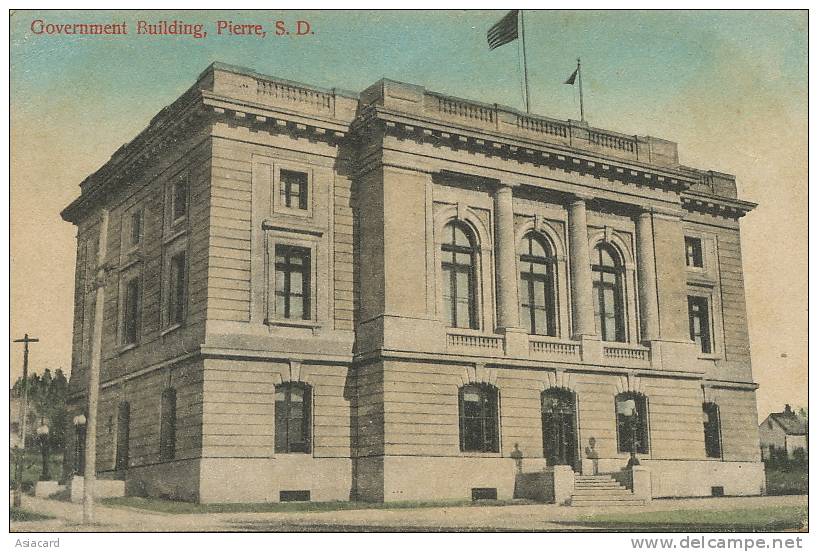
<box><xmin>685</xmin><ymin>236</ymin><xmax>703</xmax><ymax>268</ymax></box>
<box><xmin>275</xmin><ymin>245</ymin><xmax>311</xmax><ymax>320</ymax></box>
<box><xmin>458</xmin><ymin>384</ymin><xmax>499</xmax><ymax>453</ymax></box>
<box><xmin>172</xmin><ymin>176</ymin><xmax>188</xmax><ymax>222</ymax></box>
<box><xmin>129</xmin><ymin>210</ymin><xmax>142</xmax><ymax>248</ymax></box>
<box><xmin>159</xmin><ymin>389</ymin><xmax>177</xmax><ymax>461</ymax></box>
<box><xmin>275</xmin><ymin>383</ymin><xmax>312</xmax><ymax>453</ymax></box>
<box><xmin>703</xmin><ymin>402</ymin><xmax>722</xmax><ymax>459</ymax></box>
<box><xmin>280</xmin><ymin>169</ymin><xmax>308</xmax><ymax>210</ymax></box>
<box><xmin>115</xmin><ymin>402</ymin><xmax>130</xmax><ymax>470</ymax></box>
<box><xmin>688</xmin><ymin>296</ymin><xmax>712</xmax><ymax>354</ymax></box>
<box><xmin>123</xmin><ymin>277</ymin><xmax>140</xmax><ymax>345</ymax></box>
<box><xmin>168</xmin><ymin>251</ymin><xmax>187</xmax><ymax>326</ymax></box>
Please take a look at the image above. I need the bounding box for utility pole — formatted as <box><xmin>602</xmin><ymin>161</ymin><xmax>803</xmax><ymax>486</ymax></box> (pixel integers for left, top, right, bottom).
<box><xmin>13</xmin><ymin>333</ymin><xmax>39</xmax><ymax>508</ymax></box>
<box><xmin>83</xmin><ymin>209</ymin><xmax>109</xmax><ymax>525</ymax></box>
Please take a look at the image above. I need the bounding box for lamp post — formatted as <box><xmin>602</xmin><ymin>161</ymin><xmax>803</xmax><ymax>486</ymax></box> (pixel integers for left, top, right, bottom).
<box><xmin>36</xmin><ymin>423</ymin><xmax>50</xmax><ymax>481</ymax></box>
<box><xmin>627</xmin><ymin>407</ymin><xmax>641</xmax><ymax>468</ymax></box>
<box><xmin>73</xmin><ymin>414</ymin><xmax>86</xmax><ymax>476</ymax></box>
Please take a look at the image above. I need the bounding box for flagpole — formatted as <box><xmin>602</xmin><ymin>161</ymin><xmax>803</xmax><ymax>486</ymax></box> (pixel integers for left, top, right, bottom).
<box><xmin>520</xmin><ymin>10</ymin><xmax>531</xmax><ymax>114</ymax></box>
<box><xmin>577</xmin><ymin>57</ymin><xmax>585</xmax><ymax>123</ymax></box>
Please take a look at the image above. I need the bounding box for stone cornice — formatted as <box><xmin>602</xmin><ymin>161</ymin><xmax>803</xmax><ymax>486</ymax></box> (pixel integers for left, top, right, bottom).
<box><xmin>61</xmin><ymin>86</ymin><xmax>210</xmax><ymax>224</ymax></box>
<box><xmin>681</xmin><ymin>190</ymin><xmax>757</xmax><ymax>219</ymax></box>
<box><xmin>353</xmin><ymin>105</ymin><xmax>695</xmax><ymax>194</ymax></box>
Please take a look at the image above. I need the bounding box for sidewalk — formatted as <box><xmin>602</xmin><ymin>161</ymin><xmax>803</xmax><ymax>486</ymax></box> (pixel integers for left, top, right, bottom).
<box><xmin>11</xmin><ymin>494</ymin><xmax>808</xmax><ymax>532</ymax></box>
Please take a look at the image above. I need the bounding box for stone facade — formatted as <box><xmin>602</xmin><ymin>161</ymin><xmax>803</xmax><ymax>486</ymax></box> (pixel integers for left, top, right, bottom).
<box><xmin>61</xmin><ymin>62</ymin><xmax>763</xmax><ymax>503</ymax></box>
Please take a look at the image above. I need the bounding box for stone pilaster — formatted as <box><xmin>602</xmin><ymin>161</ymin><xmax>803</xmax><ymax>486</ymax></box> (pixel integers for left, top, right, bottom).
<box><xmin>494</xmin><ymin>184</ymin><xmax>520</xmax><ymax>331</ymax></box>
<box><xmin>567</xmin><ymin>196</ymin><xmax>595</xmax><ymax>339</ymax></box>
<box><xmin>635</xmin><ymin>211</ymin><xmax>659</xmax><ymax>342</ymax></box>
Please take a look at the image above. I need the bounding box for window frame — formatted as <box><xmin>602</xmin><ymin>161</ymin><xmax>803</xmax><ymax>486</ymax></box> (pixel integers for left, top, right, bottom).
<box><xmin>519</xmin><ymin>232</ymin><xmax>558</xmax><ymax>336</ymax></box>
<box><xmin>171</xmin><ymin>174</ymin><xmax>189</xmax><ymax>225</ymax></box>
<box><xmin>264</xmin><ymin>232</ymin><xmax>322</xmax><ymax>327</ymax></box>
<box><xmin>702</xmin><ymin>402</ymin><xmax>723</xmax><ymax>459</ymax></box>
<box><xmin>115</xmin><ymin>401</ymin><xmax>130</xmax><ymax>471</ymax></box>
<box><xmin>441</xmin><ymin>221</ymin><xmax>479</xmax><ymax>330</ymax></box>
<box><xmin>274</xmin><ymin>244</ymin><xmax>312</xmax><ymax>321</ymax></box>
<box><xmin>274</xmin><ymin>382</ymin><xmax>313</xmax><ymax>454</ymax></box>
<box><xmin>592</xmin><ymin>244</ymin><xmax>627</xmax><ymax>343</ymax></box>
<box><xmin>162</xmin><ymin>236</ymin><xmax>189</xmax><ymax>332</ymax></box>
<box><xmin>119</xmin><ymin>271</ymin><xmax>142</xmax><ymax>348</ymax></box>
<box><xmin>159</xmin><ymin>388</ymin><xmax>177</xmax><ymax>462</ymax></box>
<box><xmin>615</xmin><ymin>392</ymin><xmax>649</xmax><ymax>455</ymax></box>
<box><xmin>458</xmin><ymin>383</ymin><xmax>500</xmax><ymax>453</ymax></box>
<box><xmin>685</xmin><ymin>236</ymin><xmax>704</xmax><ymax>269</ymax></box>
<box><xmin>273</xmin><ymin>163</ymin><xmax>314</xmax><ymax>218</ymax></box>
<box><xmin>688</xmin><ymin>295</ymin><xmax>713</xmax><ymax>355</ymax></box>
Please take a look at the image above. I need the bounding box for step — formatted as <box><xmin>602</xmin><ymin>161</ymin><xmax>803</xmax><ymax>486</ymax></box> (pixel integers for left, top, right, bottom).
<box><xmin>574</xmin><ymin>483</ymin><xmax>627</xmax><ymax>489</ymax></box>
<box><xmin>572</xmin><ymin>489</ymin><xmax>634</xmax><ymax>497</ymax></box>
<box><xmin>570</xmin><ymin>499</ymin><xmax>647</xmax><ymax>507</ymax></box>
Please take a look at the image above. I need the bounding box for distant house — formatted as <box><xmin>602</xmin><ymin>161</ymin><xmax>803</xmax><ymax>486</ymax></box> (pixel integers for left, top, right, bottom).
<box><xmin>759</xmin><ymin>405</ymin><xmax>807</xmax><ymax>460</ymax></box>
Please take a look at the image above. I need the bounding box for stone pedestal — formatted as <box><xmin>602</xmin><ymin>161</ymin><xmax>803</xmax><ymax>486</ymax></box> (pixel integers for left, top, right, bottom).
<box><xmin>551</xmin><ymin>465</ymin><xmax>575</xmax><ymax>506</ymax></box>
<box><xmin>69</xmin><ymin>475</ymin><xmax>125</xmax><ymax>503</ymax></box>
<box><xmin>631</xmin><ymin>465</ymin><xmax>652</xmax><ymax>502</ymax></box>
<box><xmin>34</xmin><ymin>480</ymin><xmax>64</xmax><ymax>498</ymax></box>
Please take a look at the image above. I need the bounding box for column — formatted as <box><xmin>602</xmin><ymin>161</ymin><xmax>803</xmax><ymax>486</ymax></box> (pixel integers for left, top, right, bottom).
<box><xmin>635</xmin><ymin>211</ymin><xmax>659</xmax><ymax>342</ymax></box>
<box><xmin>568</xmin><ymin>196</ymin><xmax>595</xmax><ymax>339</ymax></box>
<box><xmin>494</xmin><ymin>184</ymin><xmax>520</xmax><ymax>330</ymax></box>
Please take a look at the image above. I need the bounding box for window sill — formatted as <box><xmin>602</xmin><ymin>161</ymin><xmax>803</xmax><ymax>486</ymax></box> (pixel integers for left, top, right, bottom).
<box><xmin>161</xmin><ymin>323</ymin><xmax>184</xmax><ymax>337</ymax></box>
<box><xmin>117</xmin><ymin>343</ymin><xmax>138</xmax><ymax>355</ymax></box>
<box><xmin>163</xmin><ymin>226</ymin><xmax>188</xmax><ymax>245</ymax></box>
<box><xmin>265</xmin><ymin>318</ymin><xmax>321</xmax><ymax>329</ymax></box>
<box><xmin>459</xmin><ymin>451</ymin><xmax>502</xmax><ymax>458</ymax></box>
<box><xmin>698</xmin><ymin>353</ymin><xmax>722</xmax><ymax>361</ymax></box>
<box><xmin>273</xmin><ymin>206</ymin><xmax>313</xmax><ymax>218</ymax></box>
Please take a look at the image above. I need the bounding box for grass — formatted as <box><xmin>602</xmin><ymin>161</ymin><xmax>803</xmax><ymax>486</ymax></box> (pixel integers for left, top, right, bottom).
<box><xmin>572</xmin><ymin>505</ymin><xmax>808</xmax><ymax>532</ymax></box>
<box><xmin>765</xmin><ymin>465</ymin><xmax>808</xmax><ymax>496</ymax></box>
<box><xmin>101</xmin><ymin>496</ymin><xmax>528</xmax><ymax>514</ymax></box>
<box><xmin>10</xmin><ymin>508</ymin><xmax>56</xmax><ymax>522</ymax></box>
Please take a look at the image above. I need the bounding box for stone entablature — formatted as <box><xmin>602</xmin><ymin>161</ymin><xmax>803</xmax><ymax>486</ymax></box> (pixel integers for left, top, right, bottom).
<box><xmin>64</xmin><ymin>63</ymin><xmax>753</xmax><ymax>225</ymax></box>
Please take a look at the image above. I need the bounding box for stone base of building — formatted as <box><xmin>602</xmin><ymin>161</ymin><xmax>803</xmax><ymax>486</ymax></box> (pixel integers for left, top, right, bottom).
<box><xmin>642</xmin><ymin>460</ymin><xmax>765</xmax><ymax>497</ymax></box>
<box><xmin>197</xmin><ymin>456</ymin><xmax>352</xmax><ymax>503</ymax></box>
<box><xmin>356</xmin><ymin>455</ymin><xmax>549</xmax><ymax>502</ymax></box>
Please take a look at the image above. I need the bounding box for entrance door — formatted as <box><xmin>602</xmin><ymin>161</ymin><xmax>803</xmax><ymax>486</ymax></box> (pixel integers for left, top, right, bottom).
<box><xmin>541</xmin><ymin>388</ymin><xmax>578</xmax><ymax>469</ymax></box>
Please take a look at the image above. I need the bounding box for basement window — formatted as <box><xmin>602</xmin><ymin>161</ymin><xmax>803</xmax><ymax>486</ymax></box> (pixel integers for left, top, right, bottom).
<box><xmin>280</xmin><ymin>490</ymin><xmax>310</xmax><ymax>502</ymax></box>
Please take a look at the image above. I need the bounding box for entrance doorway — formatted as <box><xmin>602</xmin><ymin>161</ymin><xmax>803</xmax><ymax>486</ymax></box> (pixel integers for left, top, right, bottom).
<box><xmin>541</xmin><ymin>387</ymin><xmax>578</xmax><ymax>470</ymax></box>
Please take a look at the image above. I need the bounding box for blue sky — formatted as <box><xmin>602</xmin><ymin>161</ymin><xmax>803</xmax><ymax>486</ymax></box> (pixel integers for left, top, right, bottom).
<box><xmin>10</xmin><ymin>10</ymin><xmax>807</xmax><ymax>417</ymax></box>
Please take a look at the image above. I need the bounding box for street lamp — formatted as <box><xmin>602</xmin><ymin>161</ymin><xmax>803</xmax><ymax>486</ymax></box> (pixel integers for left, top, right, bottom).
<box><xmin>73</xmin><ymin>414</ymin><xmax>86</xmax><ymax>476</ymax></box>
<box><xmin>36</xmin><ymin>423</ymin><xmax>50</xmax><ymax>481</ymax></box>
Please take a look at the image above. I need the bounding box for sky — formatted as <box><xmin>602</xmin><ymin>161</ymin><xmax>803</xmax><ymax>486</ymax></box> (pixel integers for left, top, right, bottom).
<box><xmin>9</xmin><ymin>10</ymin><xmax>807</xmax><ymax>419</ymax></box>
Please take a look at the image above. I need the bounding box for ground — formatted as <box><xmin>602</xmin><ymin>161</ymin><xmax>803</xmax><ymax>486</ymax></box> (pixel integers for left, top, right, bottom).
<box><xmin>9</xmin><ymin>494</ymin><xmax>808</xmax><ymax>532</ymax></box>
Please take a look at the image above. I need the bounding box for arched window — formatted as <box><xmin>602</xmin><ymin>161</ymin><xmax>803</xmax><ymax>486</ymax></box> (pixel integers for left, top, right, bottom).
<box><xmin>541</xmin><ymin>388</ymin><xmax>577</xmax><ymax>467</ymax></box>
<box><xmin>159</xmin><ymin>388</ymin><xmax>177</xmax><ymax>461</ymax></box>
<box><xmin>458</xmin><ymin>384</ymin><xmax>499</xmax><ymax>452</ymax></box>
<box><xmin>441</xmin><ymin>222</ymin><xmax>477</xmax><ymax>329</ymax></box>
<box><xmin>519</xmin><ymin>233</ymin><xmax>557</xmax><ymax>336</ymax></box>
<box><xmin>275</xmin><ymin>382</ymin><xmax>312</xmax><ymax>453</ymax></box>
<box><xmin>703</xmin><ymin>402</ymin><xmax>722</xmax><ymax>459</ymax></box>
<box><xmin>115</xmin><ymin>401</ymin><xmax>130</xmax><ymax>471</ymax></box>
<box><xmin>615</xmin><ymin>392</ymin><xmax>649</xmax><ymax>454</ymax></box>
<box><xmin>592</xmin><ymin>244</ymin><xmax>626</xmax><ymax>342</ymax></box>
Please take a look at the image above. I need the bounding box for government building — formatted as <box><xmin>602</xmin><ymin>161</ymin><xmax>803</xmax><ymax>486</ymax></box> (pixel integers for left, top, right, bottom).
<box><xmin>61</xmin><ymin>62</ymin><xmax>763</xmax><ymax>503</ymax></box>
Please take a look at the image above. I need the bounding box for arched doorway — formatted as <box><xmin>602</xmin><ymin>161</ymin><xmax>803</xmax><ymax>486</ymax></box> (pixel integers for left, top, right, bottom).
<box><xmin>541</xmin><ymin>387</ymin><xmax>578</xmax><ymax>469</ymax></box>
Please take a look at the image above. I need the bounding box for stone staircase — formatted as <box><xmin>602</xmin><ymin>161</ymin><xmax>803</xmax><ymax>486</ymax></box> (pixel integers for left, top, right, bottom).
<box><xmin>570</xmin><ymin>474</ymin><xmax>646</xmax><ymax>507</ymax></box>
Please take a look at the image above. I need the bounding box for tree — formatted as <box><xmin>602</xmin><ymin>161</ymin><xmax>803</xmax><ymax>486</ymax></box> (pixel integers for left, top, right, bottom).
<box><xmin>11</xmin><ymin>368</ymin><xmax>68</xmax><ymax>451</ymax></box>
